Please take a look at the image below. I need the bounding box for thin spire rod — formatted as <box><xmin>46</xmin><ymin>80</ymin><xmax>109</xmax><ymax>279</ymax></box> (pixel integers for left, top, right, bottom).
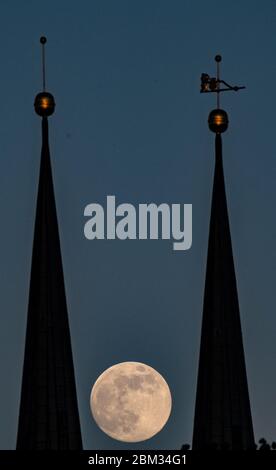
<box><xmin>215</xmin><ymin>54</ymin><xmax>221</xmax><ymax>108</ymax></box>
<box><xmin>40</xmin><ymin>36</ymin><xmax>47</xmax><ymax>91</ymax></box>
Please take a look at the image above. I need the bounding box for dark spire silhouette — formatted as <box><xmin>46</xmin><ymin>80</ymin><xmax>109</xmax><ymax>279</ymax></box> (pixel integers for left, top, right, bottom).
<box><xmin>192</xmin><ymin>56</ymin><xmax>254</xmax><ymax>450</ymax></box>
<box><xmin>17</xmin><ymin>37</ymin><xmax>82</xmax><ymax>450</ymax></box>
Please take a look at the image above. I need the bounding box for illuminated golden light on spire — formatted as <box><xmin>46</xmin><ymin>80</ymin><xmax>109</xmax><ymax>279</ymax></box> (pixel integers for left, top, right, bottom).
<box><xmin>208</xmin><ymin>109</ymin><xmax>229</xmax><ymax>134</ymax></box>
<box><xmin>34</xmin><ymin>92</ymin><xmax>55</xmax><ymax>116</ymax></box>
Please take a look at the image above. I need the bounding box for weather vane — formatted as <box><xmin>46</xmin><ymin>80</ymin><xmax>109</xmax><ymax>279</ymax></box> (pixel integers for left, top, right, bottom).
<box><xmin>200</xmin><ymin>55</ymin><xmax>245</xmax><ymax>133</ymax></box>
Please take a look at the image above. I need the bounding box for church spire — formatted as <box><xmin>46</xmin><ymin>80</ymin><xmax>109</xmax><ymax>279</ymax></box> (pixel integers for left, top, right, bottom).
<box><xmin>192</xmin><ymin>56</ymin><xmax>254</xmax><ymax>449</ymax></box>
<box><xmin>17</xmin><ymin>37</ymin><xmax>82</xmax><ymax>449</ymax></box>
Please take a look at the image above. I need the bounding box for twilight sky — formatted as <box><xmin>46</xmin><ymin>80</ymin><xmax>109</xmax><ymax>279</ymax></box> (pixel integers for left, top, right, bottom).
<box><xmin>0</xmin><ymin>0</ymin><xmax>276</xmax><ymax>450</ymax></box>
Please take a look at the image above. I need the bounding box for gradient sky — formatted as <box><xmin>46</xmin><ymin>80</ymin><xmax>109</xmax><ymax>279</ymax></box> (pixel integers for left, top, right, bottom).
<box><xmin>0</xmin><ymin>0</ymin><xmax>275</xmax><ymax>450</ymax></box>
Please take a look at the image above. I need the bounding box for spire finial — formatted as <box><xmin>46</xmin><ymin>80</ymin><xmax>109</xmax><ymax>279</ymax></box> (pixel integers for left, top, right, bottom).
<box><xmin>200</xmin><ymin>55</ymin><xmax>245</xmax><ymax>133</ymax></box>
<box><xmin>215</xmin><ymin>55</ymin><xmax>221</xmax><ymax>108</ymax></box>
<box><xmin>40</xmin><ymin>36</ymin><xmax>47</xmax><ymax>92</ymax></box>
<box><xmin>34</xmin><ymin>36</ymin><xmax>55</xmax><ymax>117</ymax></box>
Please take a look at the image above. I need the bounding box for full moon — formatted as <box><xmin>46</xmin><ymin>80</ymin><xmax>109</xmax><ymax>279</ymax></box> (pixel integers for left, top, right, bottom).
<box><xmin>90</xmin><ymin>362</ymin><xmax>172</xmax><ymax>442</ymax></box>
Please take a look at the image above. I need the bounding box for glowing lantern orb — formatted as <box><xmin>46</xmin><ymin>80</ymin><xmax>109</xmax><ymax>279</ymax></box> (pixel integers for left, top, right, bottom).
<box><xmin>208</xmin><ymin>108</ymin><xmax>228</xmax><ymax>133</ymax></box>
<box><xmin>34</xmin><ymin>92</ymin><xmax>55</xmax><ymax>117</ymax></box>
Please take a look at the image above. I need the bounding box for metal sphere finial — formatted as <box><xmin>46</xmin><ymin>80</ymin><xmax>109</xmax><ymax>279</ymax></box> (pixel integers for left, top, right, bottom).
<box><xmin>208</xmin><ymin>108</ymin><xmax>228</xmax><ymax>134</ymax></box>
<box><xmin>40</xmin><ymin>36</ymin><xmax>47</xmax><ymax>44</ymax></box>
<box><xmin>215</xmin><ymin>54</ymin><xmax>222</xmax><ymax>63</ymax></box>
<box><xmin>34</xmin><ymin>92</ymin><xmax>55</xmax><ymax>116</ymax></box>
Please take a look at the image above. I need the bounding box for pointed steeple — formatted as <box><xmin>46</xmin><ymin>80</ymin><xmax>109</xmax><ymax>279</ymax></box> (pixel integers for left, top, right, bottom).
<box><xmin>17</xmin><ymin>37</ymin><xmax>82</xmax><ymax>450</ymax></box>
<box><xmin>192</xmin><ymin>57</ymin><xmax>254</xmax><ymax>450</ymax></box>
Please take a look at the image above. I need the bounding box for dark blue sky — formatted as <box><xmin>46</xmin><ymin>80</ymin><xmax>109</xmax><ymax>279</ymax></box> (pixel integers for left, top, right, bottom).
<box><xmin>0</xmin><ymin>0</ymin><xmax>275</xmax><ymax>449</ymax></box>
